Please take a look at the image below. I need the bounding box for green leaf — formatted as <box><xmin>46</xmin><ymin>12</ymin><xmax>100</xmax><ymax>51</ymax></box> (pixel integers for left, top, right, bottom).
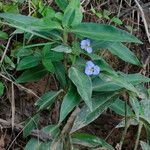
<box><xmin>23</xmin><ymin>114</ymin><xmax>40</xmax><ymax>138</ymax></box>
<box><xmin>42</xmin><ymin>59</ymin><xmax>55</xmax><ymax>73</ymax></box>
<box><xmin>53</xmin><ymin>62</ymin><xmax>67</xmax><ymax>88</ymax></box>
<box><xmin>0</xmin><ymin>31</ymin><xmax>8</xmax><ymax>39</ymax></box>
<box><xmin>16</xmin><ymin>66</ymin><xmax>47</xmax><ymax>83</ymax></box>
<box><xmin>24</xmin><ymin>138</ymin><xmax>51</xmax><ymax>150</ymax></box>
<box><xmin>59</xmin><ymin>86</ymin><xmax>80</xmax><ymax>123</ymax></box>
<box><xmin>42</xmin><ymin>124</ymin><xmax>60</xmax><ymax>139</ymax></box>
<box><xmin>129</xmin><ymin>97</ymin><xmax>140</xmax><ymax>120</ymax></box>
<box><xmin>3</xmin><ymin>3</ymin><xmax>19</xmax><ymax>14</ymax></box>
<box><xmin>140</xmin><ymin>141</ymin><xmax>150</xmax><ymax>150</ymax></box>
<box><xmin>55</xmin><ymin>0</ymin><xmax>68</xmax><ymax>11</ymax></box>
<box><xmin>118</xmin><ymin>72</ymin><xmax>150</xmax><ymax>85</ymax></box>
<box><xmin>92</xmin><ymin>76</ymin><xmax>121</xmax><ymax>92</ymax></box>
<box><xmin>111</xmin><ymin>17</ymin><xmax>123</xmax><ymax>25</ymax></box>
<box><xmin>71</xmin><ymin>23</ymin><xmax>142</xmax><ymax>43</ymax></box>
<box><xmin>35</xmin><ymin>90</ymin><xmax>62</xmax><ymax>110</ymax></box>
<box><xmin>62</xmin><ymin>0</ymin><xmax>82</xmax><ymax>27</ymax></box>
<box><xmin>71</xmin><ymin>93</ymin><xmax>117</xmax><ymax>133</ymax></box>
<box><xmin>0</xmin><ymin>13</ymin><xmax>62</xmax><ymax>40</ymax></box>
<box><xmin>0</xmin><ymin>82</ymin><xmax>4</xmax><ymax>96</ymax></box>
<box><xmin>42</xmin><ymin>45</ymin><xmax>64</xmax><ymax>62</ymax></box>
<box><xmin>17</xmin><ymin>56</ymin><xmax>40</xmax><ymax>70</ymax></box>
<box><xmin>69</xmin><ymin>67</ymin><xmax>93</xmax><ymax>111</ymax></box>
<box><xmin>110</xmin><ymin>98</ymin><xmax>133</xmax><ymax>116</ymax></box>
<box><xmin>107</xmin><ymin>42</ymin><xmax>141</xmax><ymax>66</ymax></box>
<box><xmin>71</xmin><ymin>132</ymin><xmax>115</xmax><ymax>150</ymax></box>
<box><xmin>24</xmin><ymin>138</ymin><xmax>41</xmax><ymax>150</ymax></box>
<box><xmin>51</xmin><ymin>45</ymin><xmax>72</xmax><ymax>53</ymax></box>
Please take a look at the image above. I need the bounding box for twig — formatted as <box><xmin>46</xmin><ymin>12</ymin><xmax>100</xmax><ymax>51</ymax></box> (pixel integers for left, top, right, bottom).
<box><xmin>0</xmin><ymin>36</ymin><xmax>13</xmax><ymax>64</ymax></box>
<box><xmin>11</xmin><ymin>83</ymin><xmax>15</xmax><ymax>130</ymax></box>
<box><xmin>0</xmin><ymin>118</ymin><xmax>51</xmax><ymax>143</ymax></box>
<box><xmin>0</xmin><ymin>73</ymin><xmax>40</xmax><ymax>100</ymax></box>
<box><xmin>134</xmin><ymin>0</ymin><xmax>150</xmax><ymax>43</ymax></box>
<box><xmin>134</xmin><ymin>122</ymin><xmax>143</xmax><ymax>150</ymax></box>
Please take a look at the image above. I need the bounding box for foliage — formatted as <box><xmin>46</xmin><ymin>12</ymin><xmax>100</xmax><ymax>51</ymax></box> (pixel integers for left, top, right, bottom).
<box><xmin>0</xmin><ymin>0</ymin><xmax>150</xmax><ymax>149</ymax></box>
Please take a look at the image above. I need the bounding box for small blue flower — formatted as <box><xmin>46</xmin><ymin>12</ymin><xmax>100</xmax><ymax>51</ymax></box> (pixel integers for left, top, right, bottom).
<box><xmin>80</xmin><ymin>39</ymin><xmax>93</xmax><ymax>53</ymax></box>
<box><xmin>85</xmin><ymin>61</ymin><xmax>100</xmax><ymax>76</ymax></box>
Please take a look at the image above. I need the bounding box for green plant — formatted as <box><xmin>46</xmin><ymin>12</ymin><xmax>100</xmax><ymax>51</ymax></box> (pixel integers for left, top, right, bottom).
<box><xmin>0</xmin><ymin>0</ymin><xmax>150</xmax><ymax>149</ymax></box>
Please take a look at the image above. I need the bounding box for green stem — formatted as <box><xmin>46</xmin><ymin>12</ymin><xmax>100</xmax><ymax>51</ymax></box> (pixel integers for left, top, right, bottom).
<box><xmin>134</xmin><ymin>122</ymin><xmax>143</xmax><ymax>150</ymax></box>
<box><xmin>63</xmin><ymin>31</ymin><xmax>68</xmax><ymax>45</ymax></box>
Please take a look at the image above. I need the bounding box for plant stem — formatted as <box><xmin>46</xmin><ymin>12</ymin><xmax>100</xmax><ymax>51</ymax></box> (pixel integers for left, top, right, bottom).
<box><xmin>119</xmin><ymin>120</ymin><xmax>129</xmax><ymax>149</ymax></box>
<box><xmin>119</xmin><ymin>92</ymin><xmax>129</xmax><ymax>149</ymax></box>
<box><xmin>134</xmin><ymin>122</ymin><xmax>143</xmax><ymax>150</ymax></box>
<box><xmin>63</xmin><ymin>31</ymin><xmax>68</xmax><ymax>45</ymax></box>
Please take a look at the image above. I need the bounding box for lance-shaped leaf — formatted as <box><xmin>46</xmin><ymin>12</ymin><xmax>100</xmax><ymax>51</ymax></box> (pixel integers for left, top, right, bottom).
<box><xmin>69</xmin><ymin>67</ymin><xmax>93</xmax><ymax>111</ymax></box>
<box><xmin>71</xmin><ymin>132</ymin><xmax>115</xmax><ymax>150</ymax></box>
<box><xmin>71</xmin><ymin>23</ymin><xmax>142</xmax><ymax>43</ymax></box>
<box><xmin>35</xmin><ymin>90</ymin><xmax>62</xmax><ymax>110</ymax></box>
<box><xmin>71</xmin><ymin>93</ymin><xmax>117</xmax><ymax>133</ymax></box>
<box><xmin>59</xmin><ymin>86</ymin><xmax>81</xmax><ymax>123</ymax></box>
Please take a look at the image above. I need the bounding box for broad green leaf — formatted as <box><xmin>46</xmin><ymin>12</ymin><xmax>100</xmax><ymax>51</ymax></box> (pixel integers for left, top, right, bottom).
<box><xmin>59</xmin><ymin>86</ymin><xmax>80</xmax><ymax>123</ymax></box>
<box><xmin>42</xmin><ymin>59</ymin><xmax>55</xmax><ymax>73</ymax></box>
<box><xmin>119</xmin><ymin>72</ymin><xmax>150</xmax><ymax>85</ymax></box>
<box><xmin>24</xmin><ymin>138</ymin><xmax>51</xmax><ymax>150</ymax></box>
<box><xmin>42</xmin><ymin>124</ymin><xmax>60</xmax><ymax>139</ymax></box>
<box><xmin>24</xmin><ymin>138</ymin><xmax>41</xmax><ymax>150</ymax></box>
<box><xmin>16</xmin><ymin>66</ymin><xmax>47</xmax><ymax>83</ymax></box>
<box><xmin>110</xmin><ymin>98</ymin><xmax>133</xmax><ymax>116</ymax></box>
<box><xmin>0</xmin><ymin>31</ymin><xmax>8</xmax><ymax>39</ymax></box>
<box><xmin>15</xmin><ymin>48</ymin><xmax>33</xmax><ymax>57</ymax></box>
<box><xmin>55</xmin><ymin>0</ymin><xmax>68</xmax><ymax>11</ymax></box>
<box><xmin>140</xmin><ymin>141</ymin><xmax>150</xmax><ymax>150</ymax></box>
<box><xmin>53</xmin><ymin>62</ymin><xmax>67</xmax><ymax>88</ymax></box>
<box><xmin>0</xmin><ymin>82</ymin><xmax>4</xmax><ymax>96</ymax></box>
<box><xmin>35</xmin><ymin>90</ymin><xmax>62</xmax><ymax>110</ymax></box>
<box><xmin>17</xmin><ymin>56</ymin><xmax>40</xmax><ymax>70</ymax></box>
<box><xmin>111</xmin><ymin>74</ymin><xmax>138</xmax><ymax>94</ymax></box>
<box><xmin>107</xmin><ymin>42</ymin><xmax>141</xmax><ymax>66</ymax></box>
<box><xmin>23</xmin><ymin>114</ymin><xmax>40</xmax><ymax>138</ymax></box>
<box><xmin>62</xmin><ymin>0</ymin><xmax>82</xmax><ymax>27</ymax></box>
<box><xmin>71</xmin><ymin>132</ymin><xmax>115</xmax><ymax>150</ymax></box>
<box><xmin>129</xmin><ymin>97</ymin><xmax>140</xmax><ymax>120</ymax></box>
<box><xmin>51</xmin><ymin>45</ymin><xmax>72</xmax><ymax>53</ymax></box>
<box><xmin>71</xmin><ymin>23</ymin><xmax>142</xmax><ymax>43</ymax></box>
<box><xmin>0</xmin><ymin>13</ymin><xmax>62</xmax><ymax>40</ymax></box>
<box><xmin>92</xmin><ymin>76</ymin><xmax>121</xmax><ymax>92</ymax></box>
<box><xmin>71</xmin><ymin>93</ymin><xmax>117</xmax><ymax>133</ymax></box>
<box><xmin>42</xmin><ymin>45</ymin><xmax>64</xmax><ymax>62</ymax></box>
<box><xmin>69</xmin><ymin>67</ymin><xmax>92</xmax><ymax>111</ymax></box>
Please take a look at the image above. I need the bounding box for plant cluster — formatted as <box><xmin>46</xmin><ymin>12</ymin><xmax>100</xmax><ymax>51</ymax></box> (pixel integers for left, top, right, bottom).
<box><xmin>0</xmin><ymin>0</ymin><xmax>150</xmax><ymax>150</ymax></box>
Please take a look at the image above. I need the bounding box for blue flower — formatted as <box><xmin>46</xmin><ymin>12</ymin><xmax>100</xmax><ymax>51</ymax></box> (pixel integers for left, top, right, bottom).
<box><xmin>80</xmin><ymin>39</ymin><xmax>93</xmax><ymax>53</ymax></box>
<box><xmin>85</xmin><ymin>61</ymin><xmax>100</xmax><ymax>75</ymax></box>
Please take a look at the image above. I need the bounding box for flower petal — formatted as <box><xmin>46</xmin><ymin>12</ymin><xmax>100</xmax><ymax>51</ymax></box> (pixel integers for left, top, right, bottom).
<box><xmin>86</xmin><ymin>61</ymin><xmax>94</xmax><ymax>67</ymax></box>
<box><xmin>85</xmin><ymin>39</ymin><xmax>91</xmax><ymax>47</ymax></box>
<box><xmin>85</xmin><ymin>66</ymin><xmax>93</xmax><ymax>75</ymax></box>
<box><xmin>80</xmin><ymin>40</ymin><xmax>87</xmax><ymax>49</ymax></box>
<box><xmin>86</xmin><ymin>47</ymin><xmax>93</xmax><ymax>53</ymax></box>
<box><xmin>93</xmin><ymin>65</ymin><xmax>100</xmax><ymax>75</ymax></box>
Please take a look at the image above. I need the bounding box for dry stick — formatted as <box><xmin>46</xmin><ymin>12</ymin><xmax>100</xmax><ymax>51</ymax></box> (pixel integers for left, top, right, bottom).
<box><xmin>134</xmin><ymin>0</ymin><xmax>150</xmax><ymax>43</ymax></box>
<box><xmin>0</xmin><ymin>36</ymin><xmax>13</xmax><ymax>64</ymax></box>
<box><xmin>11</xmin><ymin>83</ymin><xmax>15</xmax><ymax>130</ymax></box>
<box><xmin>0</xmin><ymin>73</ymin><xmax>40</xmax><ymax>100</ymax></box>
<box><xmin>51</xmin><ymin>107</ymin><xmax>80</xmax><ymax>150</ymax></box>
